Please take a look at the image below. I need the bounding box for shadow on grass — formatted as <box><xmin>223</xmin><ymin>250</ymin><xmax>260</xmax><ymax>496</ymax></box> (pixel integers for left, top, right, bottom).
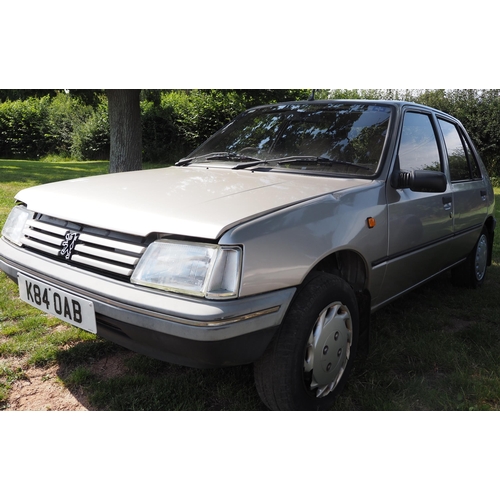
<box><xmin>54</xmin><ymin>264</ymin><xmax>500</xmax><ymax>411</ymax></box>
<box><xmin>331</xmin><ymin>267</ymin><xmax>500</xmax><ymax>411</ymax></box>
<box><xmin>56</xmin><ymin>339</ymin><xmax>266</xmax><ymax>411</ymax></box>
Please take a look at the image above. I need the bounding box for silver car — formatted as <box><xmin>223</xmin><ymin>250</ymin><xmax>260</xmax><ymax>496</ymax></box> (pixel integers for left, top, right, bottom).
<box><xmin>0</xmin><ymin>100</ymin><xmax>495</xmax><ymax>410</ymax></box>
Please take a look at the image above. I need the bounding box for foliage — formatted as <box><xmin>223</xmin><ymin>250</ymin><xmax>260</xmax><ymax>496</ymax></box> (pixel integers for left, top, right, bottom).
<box><xmin>140</xmin><ymin>98</ymin><xmax>179</xmax><ymax>163</ymax></box>
<box><xmin>442</xmin><ymin>90</ymin><xmax>500</xmax><ymax>178</ymax></box>
<box><xmin>141</xmin><ymin>90</ymin><xmax>310</xmax><ymax>163</ymax></box>
<box><xmin>161</xmin><ymin>90</ymin><xmax>247</xmax><ymax>157</ymax></box>
<box><xmin>70</xmin><ymin>95</ymin><xmax>110</xmax><ymax>160</ymax></box>
<box><xmin>0</xmin><ymin>90</ymin><xmax>309</xmax><ymax>165</ymax></box>
<box><xmin>0</xmin><ymin>92</ymin><xmax>108</xmax><ymax>161</ymax></box>
<box><xmin>0</xmin><ymin>96</ymin><xmax>52</xmax><ymax>158</ymax></box>
<box><xmin>141</xmin><ymin>90</ymin><xmax>247</xmax><ymax>163</ymax></box>
<box><xmin>1</xmin><ymin>89</ymin><xmax>499</xmax><ymax>177</ymax></box>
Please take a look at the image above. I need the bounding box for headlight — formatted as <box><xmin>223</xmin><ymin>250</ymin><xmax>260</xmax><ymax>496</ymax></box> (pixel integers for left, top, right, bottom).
<box><xmin>1</xmin><ymin>205</ymin><xmax>34</xmax><ymax>246</ymax></box>
<box><xmin>131</xmin><ymin>240</ymin><xmax>242</xmax><ymax>300</ymax></box>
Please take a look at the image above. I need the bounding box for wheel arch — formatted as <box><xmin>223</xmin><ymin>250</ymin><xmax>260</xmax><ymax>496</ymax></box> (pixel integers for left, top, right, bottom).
<box><xmin>309</xmin><ymin>250</ymin><xmax>368</xmax><ymax>291</ymax></box>
<box><xmin>303</xmin><ymin>249</ymin><xmax>372</xmax><ymax>348</ymax></box>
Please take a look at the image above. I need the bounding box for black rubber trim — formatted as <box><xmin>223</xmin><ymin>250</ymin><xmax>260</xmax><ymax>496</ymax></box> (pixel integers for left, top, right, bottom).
<box><xmin>95</xmin><ymin>314</ymin><xmax>278</xmax><ymax>369</ymax></box>
<box><xmin>371</xmin><ymin>224</ymin><xmax>483</xmax><ymax>268</ymax></box>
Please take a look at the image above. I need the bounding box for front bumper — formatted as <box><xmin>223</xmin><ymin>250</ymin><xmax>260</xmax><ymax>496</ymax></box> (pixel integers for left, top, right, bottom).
<box><xmin>0</xmin><ymin>238</ymin><xmax>295</xmax><ymax>368</ymax></box>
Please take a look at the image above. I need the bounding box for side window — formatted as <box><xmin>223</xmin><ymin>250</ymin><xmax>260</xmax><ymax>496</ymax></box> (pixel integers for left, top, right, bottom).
<box><xmin>464</xmin><ymin>137</ymin><xmax>482</xmax><ymax>179</ymax></box>
<box><xmin>398</xmin><ymin>112</ymin><xmax>441</xmax><ymax>172</ymax></box>
<box><xmin>438</xmin><ymin>118</ymin><xmax>482</xmax><ymax>181</ymax></box>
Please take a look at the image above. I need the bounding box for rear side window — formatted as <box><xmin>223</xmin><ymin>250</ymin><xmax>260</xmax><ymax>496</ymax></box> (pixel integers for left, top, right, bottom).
<box><xmin>438</xmin><ymin>119</ymin><xmax>482</xmax><ymax>181</ymax></box>
<box><xmin>398</xmin><ymin>112</ymin><xmax>441</xmax><ymax>172</ymax></box>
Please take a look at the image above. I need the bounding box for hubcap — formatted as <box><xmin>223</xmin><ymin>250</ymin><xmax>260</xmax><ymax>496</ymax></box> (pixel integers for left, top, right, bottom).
<box><xmin>475</xmin><ymin>234</ymin><xmax>488</xmax><ymax>281</ymax></box>
<box><xmin>303</xmin><ymin>301</ymin><xmax>353</xmax><ymax>398</ymax></box>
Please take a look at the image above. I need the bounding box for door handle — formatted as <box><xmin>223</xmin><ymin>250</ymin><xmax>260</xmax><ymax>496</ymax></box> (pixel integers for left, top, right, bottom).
<box><xmin>442</xmin><ymin>196</ymin><xmax>452</xmax><ymax>211</ymax></box>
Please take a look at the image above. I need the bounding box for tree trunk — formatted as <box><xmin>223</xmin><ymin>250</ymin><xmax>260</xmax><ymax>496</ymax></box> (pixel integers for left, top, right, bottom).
<box><xmin>107</xmin><ymin>89</ymin><xmax>142</xmax><ymax>173</ymax></box>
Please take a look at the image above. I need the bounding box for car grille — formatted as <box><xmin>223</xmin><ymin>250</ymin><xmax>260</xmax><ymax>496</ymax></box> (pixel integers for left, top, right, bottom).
<box><xmin>21</xmin><ymin>214</ymin><xmax>148</xmax><ymax>281</ymax></box>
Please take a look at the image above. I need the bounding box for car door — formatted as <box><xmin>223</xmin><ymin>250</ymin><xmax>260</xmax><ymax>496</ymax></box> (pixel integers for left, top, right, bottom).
<box><xmin>381</xmin><ymin>109</ymin><xmax>454</xmax><ymax>302</ymax></box>
<box><xmin>436</xmin><ymin>117</ymin><xmax>490</xmax><ymax>259</ymax></box>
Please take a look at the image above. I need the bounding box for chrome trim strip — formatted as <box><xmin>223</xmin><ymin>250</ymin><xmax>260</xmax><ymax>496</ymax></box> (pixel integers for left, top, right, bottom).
<box><xmin>71</xmin><ymin>253</ymin><xmax>134</xmax><ymax>276</ymax></box>
<box><xmin>73</xmin><ymin>243</ymin><xmax>139</xmax><ymax>266</ymax></box>
<box><xmin>21</xmin><ymin>217</ymin><xmax>146</xmax><ymax>278</ymax></box>
<box><xmin>28</xmin><ymin>219</ymin><xmax>146</xmax><ymax>254</ymax></box>
<box><xmin>5</xmin><ymin>257</ymin><xmax>280</xmax><ymax>328</ymax></box>
<box><xmin>20</xmin><ymin>237</ymin><xmax>60</xmax><ymax>255</ymax></box>
<box><xmin>29</xmin><ymin>219</ymin><xmax>67</xmax><ymax>236</ymax></box>
<box><xmin>78</xmin><ymin>232</ymin><xmax>146</xmax><ymax>254</ymax></box>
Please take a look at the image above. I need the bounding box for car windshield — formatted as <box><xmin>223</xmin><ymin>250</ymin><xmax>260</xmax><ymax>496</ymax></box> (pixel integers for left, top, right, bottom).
<box><xmin>181</xmin><ymin>102</ymin><xmax>393</xmax><ymax>177</ymax></box>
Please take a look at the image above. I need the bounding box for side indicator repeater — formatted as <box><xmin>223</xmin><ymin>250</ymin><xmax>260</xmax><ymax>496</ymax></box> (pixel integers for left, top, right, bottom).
<box><xmin>366</xmin><ymin>217</ymin><xmax>376</xmax><ymax>229</ymax></box>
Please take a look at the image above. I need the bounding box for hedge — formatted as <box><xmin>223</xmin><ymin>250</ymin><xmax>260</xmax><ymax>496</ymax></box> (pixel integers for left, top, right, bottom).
<box><xmin>0</xmin><ymin>93</ymin><xmax>107</xmax><ymax>161</ymax></box>
<box><xmin>2</xmin><ymin>89</ymin><xmax>498</xmax><ymax>179</ymax></box>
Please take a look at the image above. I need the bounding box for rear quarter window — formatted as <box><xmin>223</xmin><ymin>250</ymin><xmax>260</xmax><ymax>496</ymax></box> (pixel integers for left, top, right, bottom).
<box><xmin>438</xmin><ymin>118</ymin><xmax>482</xmax><ymax>181</ymax></box>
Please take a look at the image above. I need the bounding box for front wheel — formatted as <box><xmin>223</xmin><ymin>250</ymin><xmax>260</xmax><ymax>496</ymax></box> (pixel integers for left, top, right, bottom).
<box><xmin>254</xmin><ymin>273</ymin><xmax>359</xmax><ymax>411</ymax></box>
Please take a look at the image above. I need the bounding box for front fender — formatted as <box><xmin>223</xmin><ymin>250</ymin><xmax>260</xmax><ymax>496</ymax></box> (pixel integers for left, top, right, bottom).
<box><xmin>220</xmin><ymin>183</ymin><xmax>388</xmax><ymax>298</ymax></box>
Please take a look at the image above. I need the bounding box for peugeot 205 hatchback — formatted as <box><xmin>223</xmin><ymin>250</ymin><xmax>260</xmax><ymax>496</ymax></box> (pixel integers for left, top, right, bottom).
<box><xmin>0</xmin><ymin>100</ymin><xmax>495</xmax><ymax>410</ymax></box>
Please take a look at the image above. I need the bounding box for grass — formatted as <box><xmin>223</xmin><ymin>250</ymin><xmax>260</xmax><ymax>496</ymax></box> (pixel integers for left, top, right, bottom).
<box><xmin>1</xmin><ymin>158</ymin><xmax>500</xmax><ymax>410</ymax></box>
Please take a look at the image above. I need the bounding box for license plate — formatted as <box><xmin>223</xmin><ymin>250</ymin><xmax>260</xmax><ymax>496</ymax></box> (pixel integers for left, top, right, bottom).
<box><xmin>18</xmin><ymin>274</ymin><xmax>97</xmax><ymax>333</ymax></box>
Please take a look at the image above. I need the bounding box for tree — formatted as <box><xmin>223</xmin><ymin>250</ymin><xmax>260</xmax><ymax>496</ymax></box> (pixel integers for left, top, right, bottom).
<box><xmin>106</xmin><ymin>89</ymin><xmax>142</xmax><ymax>173</ymax></box>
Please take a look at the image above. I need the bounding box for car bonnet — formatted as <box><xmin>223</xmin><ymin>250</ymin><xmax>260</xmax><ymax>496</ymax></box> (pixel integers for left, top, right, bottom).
<box><xmin>14</xmin><ymin>166</ymin><xmax>371</xmax><ymax>240</ymax></box>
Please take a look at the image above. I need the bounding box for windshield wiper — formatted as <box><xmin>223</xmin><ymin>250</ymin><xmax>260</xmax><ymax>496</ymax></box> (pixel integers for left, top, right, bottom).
<box><xmin>233</xmin><ymin>156</ymin><xmax>371</xmax><ymax>171</ymax></box>
<box><xmin>233</xmin><ymin>156</ymin><xmax>331</xmax><ymax>170</ymax></box>
<box><xmin>177</xmin><ymin>153</ymin><xmax>372</xmax><ymax>171</ymax></box>
<box><xmin>276</xmin><ymin>156</ymin><xmax>372</xmax><ymax>170</ymax></box>
<box><xmin>175</xmin><ymin>152</ymin><xmax>260</xmax><ymax>166</ymax></box>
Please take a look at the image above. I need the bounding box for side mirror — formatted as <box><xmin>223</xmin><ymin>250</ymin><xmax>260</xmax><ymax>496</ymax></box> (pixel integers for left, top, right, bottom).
<box><xmin>393</xmin><ymin>170</ymin><xmax>447</xmax><ymax>193</ymax></box>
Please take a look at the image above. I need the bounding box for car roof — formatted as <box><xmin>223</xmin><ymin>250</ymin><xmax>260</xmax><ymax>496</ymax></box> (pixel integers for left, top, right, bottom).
<box><xmin>247</xmin><ymin>99</ymin><xmax>459</xmax><ymax>124</ymax></box>
<box><xmin>254</xmin><ymin>98</ymin><xmax>446</xmax><ymax>113</ymax></box>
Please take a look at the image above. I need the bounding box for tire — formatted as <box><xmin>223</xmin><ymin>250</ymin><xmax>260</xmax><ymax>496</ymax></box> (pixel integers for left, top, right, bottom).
<box><xmin>451</xmin><ymin>226</ymin><xmax>489</xmax><ymax>289</ymax></box>
<box><xmin>254</xmin><ymin>273</ymin><xmax>359</xmax><ymax>411</ymax></box>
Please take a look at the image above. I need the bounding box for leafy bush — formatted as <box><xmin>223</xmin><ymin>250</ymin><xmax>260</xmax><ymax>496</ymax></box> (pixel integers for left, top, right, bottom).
<box><xmin>44</xmin><ymin>93</ymin><xmax>91</xmax><ymax>158</ymax></box>
<box><xmin>2</xmin><ymin>89</ymin><xmax>498</xmax><ymax>178</ymax></box>
<box><xmin>0</xmin><ymin>96</ymin><xmax>51</xmax><ymax>158</ymax></box>
<box><xmin>0</xmin><ymin>90</ymin><xmax>311</xmax><ymax>163</ymax></box>
<box><xmin>141</xmin><ymin>99</ymin><xmax>180</xmax><ymax>163</ymax></box>
<box><xmin>141</xmin><ymin>90</ymin><xmax>310</xmax><ymax>164</ymax></box>
<box><xmin>161</xmin><ymin>90</ymin><xmax>247</xmax><ymax>155</ymax></box>
<box><xmin>70</xmin><ymin>97</ymin><xmax>110</xmax><ymax>161</ymax></box>
<box><xmin>444</xmin><ymin>90</ymin><xmax>500</xmax><ymax>178</ymax></box>
<box><xmin>0</xmin><ymin>93</ymin><xmax>109</xmax><ymax>161</ymax></box>
<box><xmin>142</xmin><ymin>90</ymin><xmax>250</xmax><ymax>164</ymax></box>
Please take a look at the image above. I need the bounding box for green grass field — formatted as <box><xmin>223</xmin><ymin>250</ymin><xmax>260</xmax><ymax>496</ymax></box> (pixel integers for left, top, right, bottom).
<box><xmin>1</xmin><ymin>159</ymin><xmax>500</xmax><ymax>410</ymax></box>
